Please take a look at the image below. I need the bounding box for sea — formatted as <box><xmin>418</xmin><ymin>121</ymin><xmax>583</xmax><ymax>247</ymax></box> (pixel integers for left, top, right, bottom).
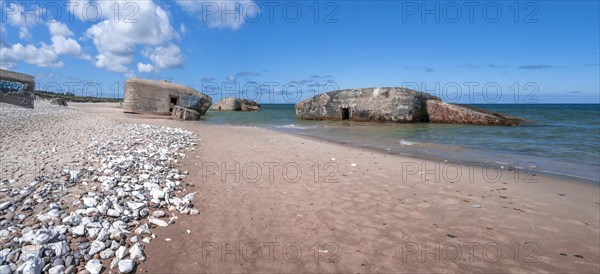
<box><xmin>197</xmin><ymin>104</ymin><xmax>600</xmax><ymax>184</ymax></box>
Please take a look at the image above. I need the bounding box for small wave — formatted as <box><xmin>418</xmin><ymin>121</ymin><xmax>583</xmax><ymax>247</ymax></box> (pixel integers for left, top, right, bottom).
<box><xmin>275</xmin><ymin>124</ymin><xmax>308</xmax><ymax>130</ymax></box>
<box><xmin>398</xmin><ymin>140</ymin><xmax>415</xmax><ymax>146</ymax></box>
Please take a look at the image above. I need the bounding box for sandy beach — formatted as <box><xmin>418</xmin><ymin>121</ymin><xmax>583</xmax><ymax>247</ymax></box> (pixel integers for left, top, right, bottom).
<box><xmin>1</xmin><ymin>102</ymin><xmax>599</xmax><ymax>273</ymax></box>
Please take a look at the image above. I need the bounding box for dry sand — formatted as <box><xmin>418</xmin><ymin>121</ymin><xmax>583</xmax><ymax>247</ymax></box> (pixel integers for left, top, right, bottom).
<box><xmin>3</xmin><ymin>102</ymin><xmax>599</xmax><ymax>273</ymax></box>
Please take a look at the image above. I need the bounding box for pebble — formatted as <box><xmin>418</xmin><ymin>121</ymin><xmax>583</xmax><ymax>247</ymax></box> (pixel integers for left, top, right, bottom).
<box><xmin>0</xmin><ymin>123</ymin><xmax>199</xmax><ymax>273</ymax></box>
<box><xmin>52</xmin><ymin>258</ymin><xmax>65</xmax><ymax>267</ymax></box>
<box><xmin>152</xmin><ymin>210</ymin><xmax>166</xmax><ymax>218</ymax></box>
<box><xmin>85</xmin><ymin>259</ymin><xmax>103</xmax><ymax>274</ymax></box>
<box><xmin>118</xmin><ymin>259</ymin><xmax>136</xmax><ymax>273</ymax></box>
<box><xmin>65</xmin><ymin>265</ymin><xmax>76</xmax><ymax>274</ymax></box>
<box><xmin>0</xmin><ymin>265</ymin><xmax>11</xmax><ymax>274</ymax></box>
<box><xmin>100</xmin><ymin>249</ymin><xmax>114</xmax><ymax>259</ymax></box>
<box><xmin>115</xmin><ymin>245</ymin><xmax>128</xmax><ymax>259</ymax></box>
<box><xmin>0</xmin><ymin>202</ymin><xmax>11</xmax><ymax>210</ymax></box>
<box><xmin>148</xmin><ymin>217</ymin><xmax>168</xmax><ymax>227</ymax></box>
<box><xmin>48</xmin><ymin>265</ymin><xmax>65</xmax><ymax>274</ymax></box>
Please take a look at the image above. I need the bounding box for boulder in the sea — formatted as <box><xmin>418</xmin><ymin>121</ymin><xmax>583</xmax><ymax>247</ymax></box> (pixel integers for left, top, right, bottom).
<box><xmin>210</xmin><ymin>97</ymin><xmax>261</xmax><ymax>111</ymax></box>
<box><xmin>172</xmin><ymin>105</ymin><xmax>201</xmax><ymax>121</ymax></box>
<box><xmin>295</xmin><ymin>87</ymin><xmax>526</xmax><ymax>126</ymax></box>
<box><xmin>426</xmin><ymin>100</ymin><xmax>525</xmax><ymax>126</ymax></box>
<box><xmin>50</xmin><ymin>98</ymin><xmax>68</xmax><ymax>106</ymax></box>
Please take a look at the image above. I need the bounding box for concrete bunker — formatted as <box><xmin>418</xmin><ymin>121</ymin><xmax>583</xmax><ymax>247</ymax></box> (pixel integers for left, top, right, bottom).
<box><xmin>123</xmin><ymin>78</ymin><xmax>212</xmax><ymax>117</ymax></box>
<box><xmin>0</xmin><ymin>69</ymin><xmax>35</xmax><ymax>109</ymax></box>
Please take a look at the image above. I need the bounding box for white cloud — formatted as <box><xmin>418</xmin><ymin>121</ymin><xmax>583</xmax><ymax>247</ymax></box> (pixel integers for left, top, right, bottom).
<box><xmin>142</xmin><ymin>44</ymin><xmax>182</xmax><ymax>71</ymax></box>
<box><xmin>175</xmin><ymin>0</ymin><xmax>260</xmax><ymax>31</ymax></box>
<box><xmin>0</xmin><ymin>43</ymin><xmax>63</xmax><ymax>69</ymax></box>
<box><xmin>51</xmin><ymin>36</ymin><xmax>82</xmax><ymax>56</ymax></box>
<box><xmin>95</xmin><ymin>53</ymin><xmax>131</xmax><ymax>73</ymax></box>
<box><xmin>137</xmin><ymin>62</ymin><xmax>154</xmax><ymax>73</ymax></box>
<box><xmin>81</xmin><ymin>1</ymin><xmax>180</xmax><ymax>75</ymax></box>
<box><xmin>0</xmin><ymin>22</ymin><xmax>89</xmax><ymax>69</ymax></box>
<box><xmin>48</xmin><ymin>22</ymin><xmax>74</xmax><ymax>37</ymax></box>
<box><xmin>180</xmin><ymin>23</ymin><xmax>187</xmax><ymax>34</ymax></box>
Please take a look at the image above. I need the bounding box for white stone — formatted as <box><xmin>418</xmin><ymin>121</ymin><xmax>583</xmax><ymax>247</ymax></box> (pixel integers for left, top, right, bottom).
<box><xmin>96</xmin><ymin>228</ymin><xmax>109</xmax><ymax>241</ymax></box>
<box><xmin>127</xmin><ymin>202</ymin><xmax>145</xmax><ymax>211</ymax></box>
<box><xmin>110</xmin><ymin>230</ymin><xmax>125</xmax><ymax>241</ymax></box>
<box><xmin>115</xmin><ymin>246</ymin><xmax>128</xmax><ymax>259</ymax></box>
<box><xmin>148</xmin><ymin>217</ymin><xmax>168</xmax><ymax>227</ymax></box>
<box><xmin>82</xmin><ymin>197</ymin><xmax>97</xmax><ymax>207</ymax></box>
<box><xmin>113</xmin><ymin>203</ymin><xmax>124</xmax><ymax>214</ymax></box>
<box><xmin>62</xmin><ymin>212</ymin><xmax>82</xmax><ymax>226</ymax></box>
<box><xmin>96</xmin><ymin>205</ymin><xmax>108</xmax><ymax>214</ymax></box>
<box><xmin>150</xmin><ymin>189</ymin><xmax>164</xmax><ymax>200</ymax></box>
<box><xmin>48</xmin><ymin>265</ymin><xmax>65</xmax><ymax>274</ymax></box>
<box><xmin>72</xmin><ymin>225</ymin><xmax>85</xmax><ymax>236</ymax></box>
<box><xmin>100</xmin><ymin>249</ymin><xmax>115</xmax><ymax>259</ymax></box>
<box><xmin>20</xmin><ymin>245</ymin><xmax>42</xmax><ymax>261</ymax></box>
<box><xmin>0</xmin><ymin>202</ymin><xmax>11</xmax><ymax>211</ymax></box>
<box><xmin>152</xmin><ymin>211</ymin><xmax>165</xmax><ymax>218</ymax></box>
<box><xmin>129</xmin><ymin>243</ymin><xmax>144</xmax><ymax>261</ymax></box>
<box><xmin>69</xmin><ymin>170</ymin><xmax>80</xmax><ymax>181</ymax></box>
<box><xmin>109</xmin><ymin>258</ymin><xmax>119</xmax><ymax>270</ymax></box>
<box><xmin>89</xmin><ymin>240</ymin><xmax>106</xmax><ymax>255</ymax></box>
<box><xmin>45</xmin><ymin>241</ymin><xmax>69</xmax><ymax>257</ymax></box>
<box><xmin>85</xmin><ymin>259</ymin><xmax>104</xmax><ymax>274</ymax></box>
<box><xmin>20</xmin><ymin>229</ymin><xmax>56</xmax><ymax>245</ymax></box>
<box><xmin>0</xmin><ymin>265</ymin><xmax>12</xmax><ymax>274</ymax></box>
<box><xmin>106</xmin><ymin>209</ymin><xmax>120</xmax><ymax>217</ymax></box>
<box><xmin>17</xmin><ymin>257</ymin><xmax>42</xmax><ymax>274</ymax></box>
<box><xmin>118</xmin><ymin>259</ymin><xmax>136</xmax><ymax>273</ymax></box>
<box><xmin>134</xmin><ymin>224</ymin><xmax>151</xmax><ymax>235</ymax></box>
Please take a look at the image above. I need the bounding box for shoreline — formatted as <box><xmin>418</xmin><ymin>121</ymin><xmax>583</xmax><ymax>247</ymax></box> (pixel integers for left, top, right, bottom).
<box><xmin>2</xmin><ymin>102</ymin><xmax>598</xmax><ymax>272</ymax></box>
<box><xmin>202</xmin><ymin>122</ymin><xmax>600</xmax><ymax>186</ymax></box>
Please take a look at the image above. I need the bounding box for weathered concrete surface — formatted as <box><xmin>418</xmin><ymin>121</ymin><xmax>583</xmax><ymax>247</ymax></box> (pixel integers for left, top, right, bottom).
<box><xmin>123</xmin><ymin>78</ymin><xmax>212</xmax><ymax>115</ymax></box>
<box><xmin>49</xmin><ymin>98</ymin><xmax>68</xmax><ymax>106</ymax></box>
<box><xmin>210</xmin><ymin>97</ymin><xmax>261</xmax><ymax>111</ymax></box>
<box><xmin>295</xmin><ymin>87</ymin><xmax>526</xmax><ymax>126</ymax></box>
<box><xmin>295</xmin><ymin>87</ymin><xmax>439</xmax><ymax>122</ymax></box>
<box><xmin>172</xmin><ymin>105</ymin><xmax>201</xmax><ymax>120</ymax></box>
<box><xmin>426</xmin><ymin>100</ymin><xmax>525</xmax><ymax>126</ymax></box>
<box><xmin>0</xmin><ymin>69</ymin><xmax>35</xmax><ymax>109</ymax></box>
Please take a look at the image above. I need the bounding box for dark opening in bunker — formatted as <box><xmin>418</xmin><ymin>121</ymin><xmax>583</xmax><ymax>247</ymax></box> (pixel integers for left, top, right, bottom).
<box><xmin>169</xmin><ymin>96</ymin><xmax>179</xmax><ymax>112</ymax></box>
<box><xmin>341</xmin><ymin>107</ymin><xmax>350</xmax><ymax>120</ymax></box>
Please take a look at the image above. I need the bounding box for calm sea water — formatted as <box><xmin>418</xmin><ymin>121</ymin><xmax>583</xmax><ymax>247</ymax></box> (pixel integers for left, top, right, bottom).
<box><xmin>198</xmin><ymin>104</ymin><xmax>600</xmax><ymax>183</ymax></box>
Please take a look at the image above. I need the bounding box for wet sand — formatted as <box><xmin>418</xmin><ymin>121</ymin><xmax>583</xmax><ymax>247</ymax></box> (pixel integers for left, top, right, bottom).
<box><xmin>12</xmin><ymin>102</ymin><xmax>600</xmax><ymax>272</ymax></box>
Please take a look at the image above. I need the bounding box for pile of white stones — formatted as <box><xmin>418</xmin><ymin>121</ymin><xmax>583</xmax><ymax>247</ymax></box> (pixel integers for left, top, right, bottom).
<box><xmin>0</xmin><ymin>124</ymin><xmax>199</xmax><ymax>274</ymax></box>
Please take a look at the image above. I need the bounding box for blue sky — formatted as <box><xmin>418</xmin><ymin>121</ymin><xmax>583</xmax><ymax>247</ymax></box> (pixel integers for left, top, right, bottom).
<box><xmin>1</xmin><ymin>0</ymin><xmax>598</xmax><ymax>103</ymax></box>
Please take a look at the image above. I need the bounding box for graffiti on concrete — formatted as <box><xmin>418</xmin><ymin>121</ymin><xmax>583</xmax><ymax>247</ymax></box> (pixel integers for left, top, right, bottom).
<box><xmin>0</xmin><ymin>80</ymin><xmax>28</xmax><ymax>95</ymax></box>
